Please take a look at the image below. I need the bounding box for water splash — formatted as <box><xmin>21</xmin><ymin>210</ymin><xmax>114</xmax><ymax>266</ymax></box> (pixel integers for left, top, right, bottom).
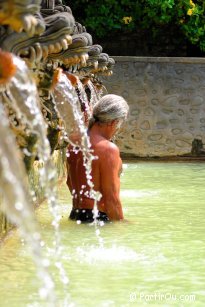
<box><xmin>76</xmin><ymin>244</ymin><xmax>144</xmax><ymax>264</ymax></box>
<box><xmin>0</xmin><ymin>103</ymin><xmax>56</xmax><ymax>305</ymax></box>
<box><xmin>1</xmin><ymin>55</ymin><xmax>69</xmax><ymax>303</ymax></box>
<box><xmin>54</xmin><ymin>73</ymin><xmax>96</xmax><ymax>193</ymax></box>
<box><xmin>3</xmin><ymin>56</ymin><xmax>51</xmax><ymax>163</ymax></box>
<box><xmin>54</xmin><ymin>74</ymin><xmax>103</xmax><ymax>225</ymax></box>
<box><xmin>54</xmin><ymin>73</ymin><xmax>106</xmax><ymax>257</ymax></box>
<box><xmin>53</xmin><ymin>73</ymin><xmax>80</xmax><ymax>138</ymax></box>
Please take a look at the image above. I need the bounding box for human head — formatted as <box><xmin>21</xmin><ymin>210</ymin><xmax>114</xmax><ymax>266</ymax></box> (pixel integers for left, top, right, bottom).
<box><xmin>89</xmin><ymin>94</ymin><xmax>129</xmax><ymax>129</ymax></box>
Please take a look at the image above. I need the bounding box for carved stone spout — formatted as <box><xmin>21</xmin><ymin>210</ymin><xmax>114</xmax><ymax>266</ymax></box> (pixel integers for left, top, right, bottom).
<box><xmin>0</xmin><ymin>0</ymin><xmax>115</xmax><ymax>172</ymax></box>
<box><xmin>0</xmin><ymin>10</ymin><xmax>74</xmax><ymax>66</ymax></box>
<box><xmin>0</xmin><ymin>0</ymin><xmax>44</xmax><ymax>35</ymax></box>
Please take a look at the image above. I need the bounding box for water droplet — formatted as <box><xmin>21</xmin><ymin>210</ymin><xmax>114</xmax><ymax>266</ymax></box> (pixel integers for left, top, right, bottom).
<box><xmin>39</xmin><ymin>287</ymin><xmax>48</xmax><ymax>299</ymax></box>
<box><xmin>62</xmin><ymin>276</ymin><xmax>69</xmax><ymax>285</ymax></box>
<box><xmin>40</xmin><ymin>241</ymin><xmax>45</xmax><ymax>247</ymax></box>
<box><xmin>42</xmin><ymin>259</ymin><xmax>50</xmax><ymax>267</ymax></box>
<box><xmin>15</xmin><ymin>202</ymin><xmax>23</xmax><ymax>211</ymax></box>
<box><xmin>95</xmin><ymin>229</ymin><xmax>100</xmax><ymax>236</ymax></box>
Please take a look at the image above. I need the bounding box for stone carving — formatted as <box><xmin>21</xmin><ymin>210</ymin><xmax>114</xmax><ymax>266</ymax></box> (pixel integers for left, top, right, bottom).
<box><xmin>0</xmin><ymin>0</ymin><xmax>44</xmax><ymax>34</ymax></box>
<box><xmin>0</xmin><ymin>11</ymin><xmax>74</xmax><ymax>65</ymax></box>
<box><xmin>0</xmin><ymin>0</ymin><xmax>115</xmax><ymax>171</ymax></box>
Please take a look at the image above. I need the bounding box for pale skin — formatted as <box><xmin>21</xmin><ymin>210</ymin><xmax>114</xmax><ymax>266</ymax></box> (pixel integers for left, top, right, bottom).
<box><xmin>66</xmin><ymin>119</ymin><xmax>124</xmax><ymax>221</ymax></box>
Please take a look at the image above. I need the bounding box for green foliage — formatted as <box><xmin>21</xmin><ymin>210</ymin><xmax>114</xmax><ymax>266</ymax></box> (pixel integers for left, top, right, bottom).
<box><xmin>67</xmin><ymin>0</ymin><xmax>205</xmax><ymax>52</ymax></box>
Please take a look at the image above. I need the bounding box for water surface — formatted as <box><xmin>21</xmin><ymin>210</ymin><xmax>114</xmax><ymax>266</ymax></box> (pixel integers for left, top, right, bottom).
<box><xmin>0</xmin><ymin>162</ymin><xmax>205</xmax><ymax>306</ymax></box>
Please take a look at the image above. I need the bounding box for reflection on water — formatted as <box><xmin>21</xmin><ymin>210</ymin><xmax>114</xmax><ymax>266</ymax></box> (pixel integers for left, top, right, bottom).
<box><xmin>0</xmin><ymin>162</ymin><xmax>205</xmax><ymax>306</ymax></box>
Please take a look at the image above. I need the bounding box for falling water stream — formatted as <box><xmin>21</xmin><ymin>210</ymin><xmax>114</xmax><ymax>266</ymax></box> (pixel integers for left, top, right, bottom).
<box><xmin>3</xmin><ymin>57</ymin><xmax>51</xmax><ymax>162</ymax></box>
<box><xmin>0</xmin><ymin>56</ymin><xmax>104</xmax><ymax>306</ymax></box>
<box><xmin>54</xmin><ymin>72</ymin><xmax>104</xmax><ymax>254</ymax></box>
<box><xmin>54</xmin><ymin>73</ymin><xmax>102</xmax><ymax>211</ymax></box>
<box><xmin>0</xmin><ymin>103</ymin><xmax>55</xmax><ymax>305</ymax></box>
<box><xmin>0</xmin><ymin>56</ymin><xmax>69</xmax><ymax>305</ymax></box>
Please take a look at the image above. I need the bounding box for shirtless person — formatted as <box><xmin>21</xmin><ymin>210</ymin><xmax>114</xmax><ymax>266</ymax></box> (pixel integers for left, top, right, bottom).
<box><xmin>66</xmin><ymin>94</ymin><xmax>129</xmax><ymax>222</ymax></box>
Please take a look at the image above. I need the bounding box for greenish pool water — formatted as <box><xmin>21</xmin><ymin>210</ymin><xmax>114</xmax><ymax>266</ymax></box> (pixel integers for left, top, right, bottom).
<box><xmin>0</xmin><ymin>162</ymin><xmax>205</xmax><ymax>307</ymax></box>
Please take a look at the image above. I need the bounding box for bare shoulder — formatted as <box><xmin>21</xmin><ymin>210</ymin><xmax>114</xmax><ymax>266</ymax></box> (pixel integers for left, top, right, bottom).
<box><xmin>95</xmin><ymin>140</ymin><xmax>120</xmax><ymax>158</ymax></box>
<box><xmin>106</xmin><ymin>141</ymin><xmax>120</xmax><ymax>154</ymax></box>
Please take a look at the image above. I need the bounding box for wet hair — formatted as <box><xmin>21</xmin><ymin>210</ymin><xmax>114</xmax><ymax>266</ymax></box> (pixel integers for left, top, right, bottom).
<box><xmin>88</xmin><ymin>94</ymin><xmax>129</xmax><ymax>129</ymax></box>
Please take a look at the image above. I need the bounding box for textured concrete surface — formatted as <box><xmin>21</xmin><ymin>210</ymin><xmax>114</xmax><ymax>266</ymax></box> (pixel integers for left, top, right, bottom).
<box><xmin>102</xmin><ymin>57</ymin><xmax>205</xmax><ymax>157</ymax></box>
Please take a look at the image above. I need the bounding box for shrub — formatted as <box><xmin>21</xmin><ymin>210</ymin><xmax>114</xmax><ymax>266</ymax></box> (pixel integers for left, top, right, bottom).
<box><xmin>67</xmin><ymin>0</ymin><xmax>205</xmax><ymax>52</ymax></box>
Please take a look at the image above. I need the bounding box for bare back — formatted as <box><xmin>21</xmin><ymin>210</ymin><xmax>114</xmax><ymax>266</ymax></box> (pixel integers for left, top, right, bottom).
<box><xmin>66</xmin><ymin>131</ymin><xmax>123</xmax><ymax>220</ymax></box>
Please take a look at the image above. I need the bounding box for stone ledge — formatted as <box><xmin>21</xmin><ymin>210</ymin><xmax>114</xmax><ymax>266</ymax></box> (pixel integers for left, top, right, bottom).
<box><xmin>112</xmin><ymin>56</ymin><xmax>205</xmax><ymax>64</ymax></box>
<box><xmin>121</xmin><ymin>152</ymin><xmax>205</xmax><ymax>162</ymax></box>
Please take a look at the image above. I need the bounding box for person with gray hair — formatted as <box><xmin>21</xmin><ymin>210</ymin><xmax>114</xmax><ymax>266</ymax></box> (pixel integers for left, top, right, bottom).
<box><xmin>66</xmin><ymin>94</ymin><xmax>129</xmax><ymax>222</ymax></box>
<box><xmin>89</xmin><ymin>94</ymin><xmax>129</xmax><ymax>129</ymax></box>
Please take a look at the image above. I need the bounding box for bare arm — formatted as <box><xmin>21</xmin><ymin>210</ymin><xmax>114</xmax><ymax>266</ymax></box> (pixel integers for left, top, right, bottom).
<box><xmin>99</xmin><ymin>143</ymin><xmax>123</xmax><ymax>221</ymax></box>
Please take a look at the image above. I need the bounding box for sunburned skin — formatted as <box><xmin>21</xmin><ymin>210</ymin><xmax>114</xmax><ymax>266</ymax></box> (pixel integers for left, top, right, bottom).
<box><xmin>66</xmin><ymin>120</ymin><xmax>124</xmax><ymax>221</ymax></box>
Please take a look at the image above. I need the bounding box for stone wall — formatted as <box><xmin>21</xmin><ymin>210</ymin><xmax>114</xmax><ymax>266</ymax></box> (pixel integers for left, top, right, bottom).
<box><xmin>102</xmin><ymin>56</ymin><xmax>205</xmax><ymax>157</ymax></box>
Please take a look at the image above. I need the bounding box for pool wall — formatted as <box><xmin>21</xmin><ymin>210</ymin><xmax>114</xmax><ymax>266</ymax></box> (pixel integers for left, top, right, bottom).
<box><xmin>102</xmin><ymin>57</ymin><xmax>205</xmax><ymax>157</ymax></box>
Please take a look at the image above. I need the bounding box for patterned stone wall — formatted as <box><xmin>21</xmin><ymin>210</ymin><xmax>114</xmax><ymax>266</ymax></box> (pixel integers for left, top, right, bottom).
<box><xmin>102</xmin><ymin>56</ymin><xmax>205</xmax><ymax>157</ymax></box>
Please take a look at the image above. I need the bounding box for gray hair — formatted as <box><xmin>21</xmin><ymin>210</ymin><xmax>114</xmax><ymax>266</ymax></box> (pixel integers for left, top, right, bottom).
<box><xmin>89</xmin><ymin>94</ymin><xmax>129</xmax><ymax>129</ymax></box>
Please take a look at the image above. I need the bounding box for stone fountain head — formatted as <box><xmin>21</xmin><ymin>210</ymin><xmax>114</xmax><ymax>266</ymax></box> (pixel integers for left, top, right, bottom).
<box><xmin>0</xmin><ymin>0</ymin><xmax>45</xmax><ymax>35</ymax></box>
